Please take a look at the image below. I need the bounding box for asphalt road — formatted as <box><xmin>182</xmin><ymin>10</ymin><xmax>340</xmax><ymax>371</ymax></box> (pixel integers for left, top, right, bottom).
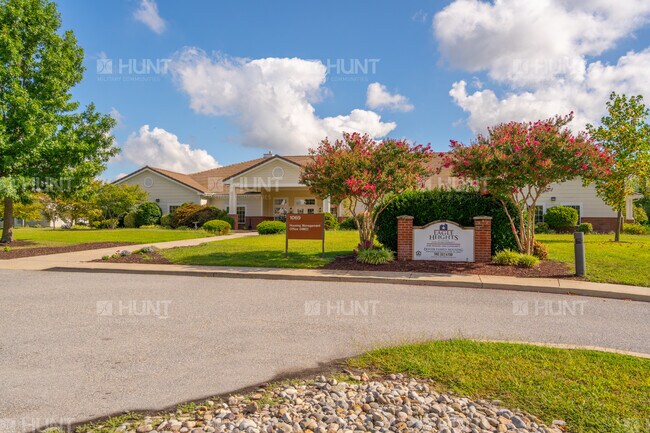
<box><xmin>1</xmin><ymin>269</ymin><xmax>648</xmax><ymax>432</ymax></box>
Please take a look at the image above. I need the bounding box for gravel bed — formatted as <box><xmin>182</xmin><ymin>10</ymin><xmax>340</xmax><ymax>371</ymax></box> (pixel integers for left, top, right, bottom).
<box><xmin>105</xmin><ymin>374</ymin><xmax>565</xmax><ymax>433</ymax></box>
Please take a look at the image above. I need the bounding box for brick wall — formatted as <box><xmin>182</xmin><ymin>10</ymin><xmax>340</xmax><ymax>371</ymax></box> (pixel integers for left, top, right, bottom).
<box><xmin>228</xmin><ymin>214</ymin><xmax>238</xmax><ymax>230</ymax></box>
<box><xmin>396</xmin><ymin>215</ymin><xmax>414</xmax><ymax>261</ymax></box>
<box><xmin>581</xmin><ymin>217</ymin><xmax>619</xmax><ymax>233</ymax></box>
<box><xmin>473</xmin><ymin>216</ymin><xmax>492</xmax><ymax>263</ymax></box>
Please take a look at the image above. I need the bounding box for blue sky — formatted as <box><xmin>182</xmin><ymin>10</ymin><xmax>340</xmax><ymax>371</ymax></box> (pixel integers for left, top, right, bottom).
<box><xmin>56</xmin><ymin>0</ymin><xmax>650</xmax><ymax>179</ymax></box>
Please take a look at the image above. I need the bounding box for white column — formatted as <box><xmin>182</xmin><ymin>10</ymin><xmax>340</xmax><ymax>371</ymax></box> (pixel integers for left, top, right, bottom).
<box><xmin>322</xmin><ymin>196</ymin><xmax>331</xmax><ymax>213</ymax></box>
<box><xmin>626</xmin><ymin>195</ymin><xmax>634</xmax><ymax>221</ymax></box>
<box><xmin>228</xmin><ymin>185</ymin><xmax>237</xmax><ymax>214</ymax></box>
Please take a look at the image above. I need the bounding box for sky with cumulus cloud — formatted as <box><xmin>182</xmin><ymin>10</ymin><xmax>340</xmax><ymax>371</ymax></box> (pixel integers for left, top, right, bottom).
<box><xmin>57</xmin><ymin>0</ymin><xmax>650</xmax><ymax>179</ymax></box>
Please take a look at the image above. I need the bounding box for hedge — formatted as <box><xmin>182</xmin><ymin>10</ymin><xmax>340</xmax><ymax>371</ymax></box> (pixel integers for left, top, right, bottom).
<box><xmin>544</xmin><ymin>206</ymin><xmax>578</xmax><ymax>230</ymax></box>
<box><xmin>135</xmin><ymin>202</ymin><xmax>162</xmax><ymax>227</ymax></box>
<box><xmin>202</xmin><ymin>219</ymin><xmax>231</xmax><ymax>235</ymax></box>
<box><xmin>257</xmin><ymin>220</ymin><xmax>286</xmax><ymax>234</ymax></box>
<box><xmin>171</xmin><ymin>203</ymin><xmax>229</xmax><ymax>228</ymax></box>
<box><xmin>375</xmin><ymin>189</ymin><xmax>518</xmax><ymax>253</ymax></box>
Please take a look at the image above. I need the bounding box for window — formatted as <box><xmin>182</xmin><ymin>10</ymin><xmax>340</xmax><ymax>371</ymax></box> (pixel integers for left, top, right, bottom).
<box><xmin>236</xmin><ymin>206</ymin><xmax>246</xmax><ymax>225</ymax></box>
<box><xmin>304</xmin><ymin>198</ymin><xmax>316</xmax><ymax>206</ymax></box>
<box><xmin>566</xmin><ymin>205</ymin><xmax>581</xmax><ymax>222</ymax></box>
<box><xmin>307</xmin><ymin>208</ymin><xmax>315</xmax><ymax>214</ymax></box>
<box><xmin>169</xmin><ymin>205</ymin><xmax>180</xmax><ymax>214</ymax></box>
<box><xmin>273</xmin><ymin>198</ymin><xmax>288</xmax><ymax>206</ymax></box>
<box><xmin>534</xmin><ymin>205</ymin><xmax>544</xmax><ymax>223</ymax></box>
<box><xmin>297</xmin><ymin>208</ymin><xmax>304</xmax><ymax>214</ymax></box>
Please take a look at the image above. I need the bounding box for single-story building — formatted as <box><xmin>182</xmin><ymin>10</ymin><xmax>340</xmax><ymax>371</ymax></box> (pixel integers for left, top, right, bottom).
<box><xmin>115</xmin><ymin>152</ymin><xmax>636</xmax><ymax>232</ymax></box>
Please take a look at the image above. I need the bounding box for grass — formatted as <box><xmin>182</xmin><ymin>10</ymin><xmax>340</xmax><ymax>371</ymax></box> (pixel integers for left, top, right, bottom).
<box><xmin>12</xmin><ymin>227</ymin><xmax>213</xmax><ymax>248</ymax></box>
<box><xmin>536</xmin><ymin>233</ymin><xmax>650</xmax><ymax>287</ymax></box>
<box><xmin>349</xmin><ymin>339</ymin><xmax>650</xmax><ymax>433</ymax></box>
<box><xmin>162</xmin><ymin>230</ymin><xmax>358</xmax><ymax>268</ymax></box>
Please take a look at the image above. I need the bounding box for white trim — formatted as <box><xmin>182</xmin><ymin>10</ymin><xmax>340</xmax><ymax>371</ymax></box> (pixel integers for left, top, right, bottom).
<box><xmin>115</xmin><ymin>167</ymin><xmax>204</xmax><ymax>194</ymax></box>
<box><xmin>224</xmin><ymin>156</ymin><xmax>303</xmax><ymax>183</ymax></box>
<box><xmin>236</xmin><ymin>205</ymin><xmax>247</xmax><ymax>225</ymax></box>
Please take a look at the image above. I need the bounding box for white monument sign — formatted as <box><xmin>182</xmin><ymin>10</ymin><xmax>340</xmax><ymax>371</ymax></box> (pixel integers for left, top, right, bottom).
<box><xmin>413</xmin><ymin>220</ymin><xmax>474</xmax><ymax>262</ymax></box>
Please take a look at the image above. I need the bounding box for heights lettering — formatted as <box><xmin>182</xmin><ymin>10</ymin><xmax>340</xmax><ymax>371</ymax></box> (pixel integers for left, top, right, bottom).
<box><xmin>429</xmin><ymin>229</ymin><xmax>459</xmax><ymax>241</ymax></box>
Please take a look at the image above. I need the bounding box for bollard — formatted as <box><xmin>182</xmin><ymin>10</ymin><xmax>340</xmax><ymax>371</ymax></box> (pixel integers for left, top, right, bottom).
<box><xmin>574</xmin><ymin>232</ymin><xmax>586</xmax><ymax>276</ymax></box>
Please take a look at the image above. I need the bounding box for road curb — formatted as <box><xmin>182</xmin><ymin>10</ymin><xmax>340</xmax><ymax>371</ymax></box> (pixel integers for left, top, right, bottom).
<box><xmin>45</xmin><ymin>266</ymin><xmax>649</xmax><ymax>303</ymax></box>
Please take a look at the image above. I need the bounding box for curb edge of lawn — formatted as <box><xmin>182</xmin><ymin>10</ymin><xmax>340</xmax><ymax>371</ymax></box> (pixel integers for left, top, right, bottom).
<box><xmin>44</xmin><ymin>265</ymin><xmax>650</xmax><ymax>303</ymax></box>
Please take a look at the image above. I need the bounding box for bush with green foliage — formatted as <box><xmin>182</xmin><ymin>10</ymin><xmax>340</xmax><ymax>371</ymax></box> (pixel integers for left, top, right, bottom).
<box><xmin>160</xmin><ymin>214</ymin><xmax>173</xmax><ymax>228</ymax></box>
<box><xmin>339</xmin><ymin>216</ymin><xmax>361</xmax><ymax>230</ymax></box>
<box><xmin>220</xmin><ymin>215</ymin><xmax>235</xmax><ymax>228</ymax></box>
<box><xmin>138</xmin><ymin>225</ymin><xmax>161</xmax><ymax>229</ymax></box>
<box><xmin>202</xmin><ymin>219</ymin><xmax>231</xmax><ymax>235</ymax></box>
<box><xmin>633</xmin><ymin>206</ymin><xmax>648</xmax><ymax>225</ymax></box>
<box><xmin>544</xmin><ymin>206</ymin><xmax>579</xmax><ymax>230</ymax></box>
<box><xmin>493</xmin><ymin>250</ymin><xmax>539</xmax><ymax>268</ymax></box>
<box><xmin>256</xmin><ymin>220</ymin><xmax>286</xmax><ymax>234</ymax></box>
<box><xmin>622</xmin><ymin>223</ymin><xmax>648</xmax><ymax>235</ymax></box>
<box><xmin>171</xmin><ymin>203</ymin><xmax>229</xmax><ymax>228</ymax></box>
<box><xmin>123</xmin><ymin>212</ymin><xmax>137</xmax><ymax>228</ymax></box>
<box><xmin>356</xmin><ymin>248</ymin><xmax>394</xmax><ymax>265</ymax></box>
<box><xmin>135</xmin><ymin>202</ymin><xmax>162</xmax><ymax>227</ymax></box>
<box><xmin>534</xmin><ymin>222</ymin><xmax>553</xmax><ymax>234</ymax></box>
<box><xmin>375</xmin><ymin>189</ymin><xmax>518</xmax><ymax>254</ymax></box>
<box><xmin>176</xmin><ymin>225</ymin><xmax>191</xmax><ymax>231</ymax></box>
<box><xmin>533</xmin><ymin>241</ymin><xmax>548</xmax><ymax>260</ymax></box>
<box><xmin>577</xmin><ymin>222</ymin><xmax>593</xmax><ymax>234</ymax></box>
<box><xmin>324</xmin><ymin>212</ymin><xmax>339</xmax><ymax>230</ymax></box>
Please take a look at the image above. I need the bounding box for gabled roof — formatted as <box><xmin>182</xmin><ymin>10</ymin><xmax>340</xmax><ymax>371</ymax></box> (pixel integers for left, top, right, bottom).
<box><xmin>189</xmin><ymin>155</ymin><xmax>313</xmax><ymax>185</ymax></box>
<box><xmin>114</xmin><ymin>166</ymin><xmax>208</xmax><ymax>193</ymax></box>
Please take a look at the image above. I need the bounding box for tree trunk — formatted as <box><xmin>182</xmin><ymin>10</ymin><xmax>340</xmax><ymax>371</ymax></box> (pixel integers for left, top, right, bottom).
<box><xmin>1</xmin><ymin>197</ymin><xmax>14</xmax><ymax>243</ymax></box>
<box><xmin>615</xmin><ymin>209</ymin><xmax>622</xmax><ymax>242</ymax></box>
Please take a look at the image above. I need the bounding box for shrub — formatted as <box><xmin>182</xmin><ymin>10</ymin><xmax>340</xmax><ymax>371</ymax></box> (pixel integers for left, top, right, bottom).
<box><xmin>171</xmin><ymin>203</ymin><xmax>203</xmax><ymax>228</ymax></box>
<box><xmin>324</xmin><ymin>212</ymin><xmax>339</xmax><ymax>230</ymax></box>
<box><xmin>577</xmin><ymin>222</ymin><xmax>593</xmax><ymax>234</ymax></box>
<box><xmin>633</xmin><ymin>206</ymin><xmax>648</xmax><ymax>225</ymax></box>
<box><xmin>123</xmin><ymin>212</ymin><xmax>137</xmax><ymax>228</ymax></box>
<box><xmin>493</xmin><ymin>250</ymin><xmax>539</xmax><ymax>268</ymax></box>
<box><xmin>171</xmin><ymin>203</ymin><xmax>229</xmax><ymax>228</ymax></box>
<box><xmin>203</xmin><ymin>219</ymin><xmax>231</xmax><ymax>235</ymax></box>
<box><xmin>136</xmin><ymin>246</ymin><xmax>158</xmax><ymax>254</ymax></box>
<box><xmin>356</xmin><ymin>248</ymin><xmax>394</xmax><ymax>265</ymax></box>
<box><xmin>220</xmin><ymin>215</ymin><xmax>235</xmax><ymax>228</ymax></box>
<box><xmin>533</xmin><ymin>240</ymin><xmax>548</xmax><ymax>260</ymax></box>
<box><xmin>339</xmin><ymin>216</ymin><xmax>361</xmax><ymax>230</ymax></box>
<box><xmin>3</xmin><ymin>246</ymin><xmax>11</xmax><ymax>253</ymax></box>
<box><xmin>176</xmin><ymin>225</ymin><xmax>191</xmax><ymax>230</ymax></box>
<box><xmin>160</xmin><ymin>214</ymin><xmax>173</xmax><ymax>228</ymax></box>
<box><xmin>375</xmin><ymin>189</ymin><xmax>518</xmax><ymax>254</ymax></box>
<box><xmin>257</xmin><ymin>220</ymin><xmax>286</xmax><ymax>234</ymax></box>
<box><xmin>544</xmin><ymin>206</ymin><xmax>579</xmax><ymax>230</ymax></box>
<box><xmin>139</xmin><ymin>225</ymin><xmax>161</xmax><ymax>229</ymax></box>
<box><xmin>98</xmin><ymin>218</ymin><xmax>119</xmax><ymax>229</ymax></box>
<box><xmin>534</xmin><ymin>222</ymin><xmax>553</xmax><ymax>234</ymax></box>
<box><xmin>135</xmin><ymin>202</ymin><xmax>162</xmax><ymax>227</ymax></box>
<box><xmin>622</xmin><ymin>223</ymin><xmax>648</xmax><ymax>235</ymax></box>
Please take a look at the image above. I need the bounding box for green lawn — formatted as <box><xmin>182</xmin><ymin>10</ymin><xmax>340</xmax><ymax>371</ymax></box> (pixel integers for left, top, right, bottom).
<box><xmin>162</xmin><ymin>230</ymin><xmax>359</xmax><ymax>268</ymax></box>
<box><xmin>537</xmin><ymin>233</ymin><xmax>650</xmax><ymax>287</ymax></box>
<box><xmin>349</xmin><ymin>340</ymin><xmax>650</xmax><ymax>433</ymax></box>
<box><xmin>13</xmin><ymin>227</ymin><xmax>213</xmax><ymax>247</ymax></box>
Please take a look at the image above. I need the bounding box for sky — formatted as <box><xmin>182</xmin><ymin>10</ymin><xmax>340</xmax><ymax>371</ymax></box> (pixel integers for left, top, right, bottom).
<box><xmin>56</xmin><ymin>0</ymin><xmax>650</xmax><ymax>180</ymax></box>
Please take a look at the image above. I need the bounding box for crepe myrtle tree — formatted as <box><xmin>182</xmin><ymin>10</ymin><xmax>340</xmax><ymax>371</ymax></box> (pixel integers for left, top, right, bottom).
<box><xmin>0</xmin><ymin>0</ymin><xmax>119</xmax><ymax>242</ymax></box>
<box><xmin>442</xmin><ymin>113</ymin><xmax>612</xmax><ymax>255</ymax></box>
<box><xmin>301</xmin><ymin>132</ymin><xmax>433</xmax><ymax>251</ymax></box>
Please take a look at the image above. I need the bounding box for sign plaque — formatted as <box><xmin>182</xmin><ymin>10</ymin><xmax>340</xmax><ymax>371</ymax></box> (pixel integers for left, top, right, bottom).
<box><xmin>413</xmin><ymin>220</ymin><xmax>474</xmax><ymax>262</ymax></box>
<box><xmin>285</xmin><ymin>213</ymin><xmax>325</xmax><ymax>257</ymax></box>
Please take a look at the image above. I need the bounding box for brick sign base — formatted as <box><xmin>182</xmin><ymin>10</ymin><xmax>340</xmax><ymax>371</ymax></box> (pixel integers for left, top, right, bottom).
<box><xmin>397</xmin><ymin>215</ymin><xmax>492</xmax><ymax>263</ymax></box>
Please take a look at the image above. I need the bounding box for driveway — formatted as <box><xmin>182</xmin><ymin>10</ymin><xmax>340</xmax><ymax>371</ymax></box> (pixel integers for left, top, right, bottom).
<box><xmin>1</xmin><ymin>269</ymin><xmax>648</xmax><ymax>432</ymax></box>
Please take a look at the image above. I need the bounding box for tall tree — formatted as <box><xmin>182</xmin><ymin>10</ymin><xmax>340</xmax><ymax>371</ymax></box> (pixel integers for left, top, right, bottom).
<box><xmin>586</xmin><ymin>92</ymin><xmax>650</xmax><ymax>241</ymax></box>
<box><xmin>443</xmin><ymin>114</ymin><xmax>611</xmax><ymax>255</ymax></box>
<box><xmin>0</xmin><ymin>0</ymin><xmax>118</xmax><ymax>242</ymax></box>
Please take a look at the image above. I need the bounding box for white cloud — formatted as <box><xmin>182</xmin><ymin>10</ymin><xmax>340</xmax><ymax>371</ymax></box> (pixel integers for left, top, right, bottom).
<box><xmin>366</xmin><ymin>82</ymin><xmax>414</xmax><ymax>112</ymax></box>
<box><xmin>133</xmin><ymin>0</ymin><xmax>166</xmax><ymax>34</ymax></box>
<box><xmin>114</xmin><ymin>173</ymin><xmax>128</xmax><ymax>181</ymax></box>
<box><xmin>434</xmin><ymin>0</ymin><xmax>650</xmax><ymax>86</ymax></box>
<box><xmin>434</xmin><ymin>0</ymin><xmax>650</xmax><ymax>134</ymax></box>
<box><xmin>123</xmin><ymin>125</ymin><xmax>219</xmax><ymax>173</ymax></box>
<box><xmin>170</xmin><ymin>48</ymin><xmax>396</xmax><ymax>153</ymax></box>
<box><xmin>109</xmin><ymin>107</ymin><xmax>124</xmax><ymax>129</ymax></box>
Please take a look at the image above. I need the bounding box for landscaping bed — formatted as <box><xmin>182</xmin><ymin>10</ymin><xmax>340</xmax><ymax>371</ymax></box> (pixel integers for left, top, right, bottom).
<box><xmin>0</xmin><ymin>241</ymin><xmax>136</xmax><ymax>259</ymax></box>
<box><xmin>324</xmin><ymin>254</ymin><xmax>573</xmax><ymax>278</ymax></box>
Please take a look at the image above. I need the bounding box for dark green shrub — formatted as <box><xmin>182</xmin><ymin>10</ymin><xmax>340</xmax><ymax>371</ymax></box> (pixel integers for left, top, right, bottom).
<box><xmin>356</xmin><ymin>248</ymin><xmax>394</xmax><ymax>265</ymax></box>
<box><xmin>192</xmin><ymin>206</ymin><xmax>227</xmax><ymax>227</ymax></box>
<box><xmin>257</xmin><ymin>220</ymin><xmax>286</xmax><ymax>234</ymax></box>
<box><xmin>135</xmin><ymin>202</ymin><xmax>162</xmax><ymax>227</ymax></box>
<box><xmin>534</xmin><ymin>222</ymin><xmax>553</xmax><ymax>234</ymax></box>
<box><xmin>123</xmin><ymin>212</ymin><xmax>137</xmax><ymax>228</ymax></box>
<box><xmin>493</xmin><ymin>250</ymin><xmax>539</xmax><ymax>268</ymax></box>
<box><xmin>324</xmin><ymin>212</ymin><xmax>339</xmax><ymax>230</ymax></box>
<box><xmin>623</xmin><ymin>223</ymin><xmax>648</xmax><ymax>235</ymax></box>
<box><xmin>577</xmin><ymin>222</ymin><xmax>593</xmax><ymax>234</ymax></box>
<box><xmin>203</xmin><ymin>219</ymin><xmax>231</xmax><ymax>235</ymax></box>
<box><xmin>375</xmin><ymin>189</ymin><xmax>518</xmax><ymax>254</ymax></box>
<box><xmin>171</xmin><ymin>203</ymin><xmax>228</xmax><ymax>228</ymax></box>
<box><xmin>220</xmin><ymin>215</ymin><xmax>235</xmax><ymax>228</ymax></box>
<box><xmin>339</xmin><ymin>216</ymin><xmax>361</xmax><ymax>230</ymax></box>
<box><xmin>544</xmin><ymin>206</ymin><xmax>579</xmax><ymax>230</ymax></box>
<box><xmin>160</xmin><ymin>214</ymin><xmax>173</xmax><ymax>228</ymax></box>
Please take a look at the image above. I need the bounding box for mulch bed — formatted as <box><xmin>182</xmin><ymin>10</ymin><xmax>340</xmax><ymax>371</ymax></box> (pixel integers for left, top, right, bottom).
<box><xmin>93</xmin><ymin>251</ymin><xmax>171</xmax><ymax>264</ymax></box>
<box><xmin>0</xmin><ymin>241</ymin><xmax>136</xmax><ymax>260</ymax></box>
<box><xmin>324</xmin><ymin>254</ymin><xmax>576</xmax><ymax>279</ymax></box>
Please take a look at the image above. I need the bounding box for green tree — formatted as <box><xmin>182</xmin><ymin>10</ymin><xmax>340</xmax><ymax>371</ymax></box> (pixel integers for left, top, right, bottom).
<box><xmin>587</xmin><ymin>92</ymin><xmax>650</xmax><ymax>241</ymax></box>
<box><xmin>0</xmin><ymin>195</ymin><xmax>42</xmax><ymax>225</ymax></box>
<box><xmin>93</xmin><ymin>183</ymin><xmax>148</xmax><ymax>227</ymax></box>
<box><xmin>301</xmin><ymin>133</ymin><xmax>432</xmax><ymax>250</ymax></box>
<box><xmin>0</xmin><ymin>0</ymin><xmax>119</xmax><ymax>242</ymax></box>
